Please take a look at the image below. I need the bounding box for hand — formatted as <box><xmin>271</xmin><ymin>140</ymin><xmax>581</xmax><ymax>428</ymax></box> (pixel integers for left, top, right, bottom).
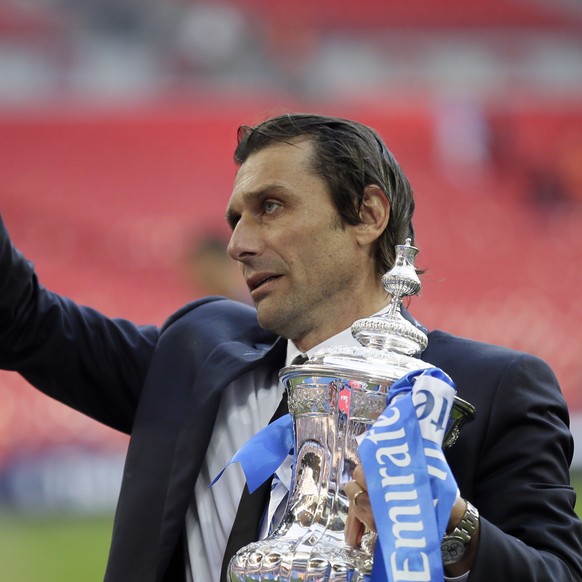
<box><xmin>344</xmin><ymin>464</ymin><xmax>376</xmax><ymax>547</ymax></box>
<box><xmin>344</xmin><ymin>466</ymin><xmax>479</xmax><ymax>575</ymax></box>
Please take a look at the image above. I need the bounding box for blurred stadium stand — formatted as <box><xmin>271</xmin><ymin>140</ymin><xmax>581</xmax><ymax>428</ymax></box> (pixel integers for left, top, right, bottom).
<box><xmin>0</xmin><ymin>0</ymin><xmax>581</xmax><ymax>510</ymax></box>
<box><xmin>0</xmin><ymin>0</ymin><xmax>581</xmax><ymax>102</ymax></box>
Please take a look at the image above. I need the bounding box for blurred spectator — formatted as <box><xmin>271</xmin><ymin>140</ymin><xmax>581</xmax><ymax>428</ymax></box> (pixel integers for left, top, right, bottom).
<box><xmin>522</xmin><ymin>129</ymin><xmax>582</xmax><ymax>219</ymax></box>
<box><xmin>557</xmin><ymin>129</ymin><xmax>582</xmax><ymax>205</ymax></box>
<box><xmin>525</xmin><ymin>166</ymin><xmax>570</xmax><ymax>213</ymax></box>
<box><xmin>171</xmin><ymin>1</ymin><xmax>260</xmax><ymax>79</ymax></box>
<box><xmin>433</xmin><ymin>97</ymin><xmax>493</xmax><ymax>188</ymax></box>
<box><xmin>180</xmin><ymin>231</ymin><xmax>251</xmax><ymax>303</ymax></box>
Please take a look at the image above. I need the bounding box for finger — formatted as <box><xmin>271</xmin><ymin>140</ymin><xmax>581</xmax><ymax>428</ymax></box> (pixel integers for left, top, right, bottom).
<box><xmin>354</xmin><ymin>489</ymin><xmax>371</xmax><ymax>512</ymax></box>
<box><xmin>345</xmin><ymin>479</ymin><xmax>371</xmax><ymax>511</ymax></box>
<box><xmin>344</xmin><ymin>479</ymin><xmax>374</xmax><ymax>524</ymax></box>
<box><xmin>344</xmin><ymin>480</ymin><xmax>377</xmax><ymax>534</ymax></box>
<box><xmin>344</xmin><ymin>479</ymin><xmax>362</xmax><ymax>501</ymax></box>
<box><xmin>357</xmin><ymin>503</ymin><xmax>376</xmax><ymax>533</ymax></box>
<box><xmin>345</xmin><ymin>503</ymin><xmax>365</xmax><ymax>547</ymax></box>
<box><xmin>352</xmin><ymin>464</ymin><xmax>367</xmax><ymax>489</ymax></box>
<box><xmin>357</xmin><ymin>504</ymin><xmax>376</xmax><ymax>531</ymax></box>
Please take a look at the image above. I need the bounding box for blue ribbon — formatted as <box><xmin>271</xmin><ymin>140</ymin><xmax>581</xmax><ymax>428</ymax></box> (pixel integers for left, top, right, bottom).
<box><xmin>211</xmin><ymin>414</ymin><xmax>293</xmax><ymax>493</ymax></box>
<box><xmin>359</xmin><ymin>368</ymin><xmax>459</xmax><ymax>582</ymax></box>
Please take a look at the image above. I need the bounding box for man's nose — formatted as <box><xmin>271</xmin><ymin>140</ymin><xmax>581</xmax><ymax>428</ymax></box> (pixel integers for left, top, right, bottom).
<box><xmin>227</xmin><ymin>217</ymin><xmax>259</xmax><ymax>261</ymax></box>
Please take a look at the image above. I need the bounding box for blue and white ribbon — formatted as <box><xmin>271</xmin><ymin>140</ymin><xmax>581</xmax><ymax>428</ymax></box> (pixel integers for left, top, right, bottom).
<box><xmin>359</xmin><ymin>368</ymin><xmax>459</xmax><ymax>582</ymax></box>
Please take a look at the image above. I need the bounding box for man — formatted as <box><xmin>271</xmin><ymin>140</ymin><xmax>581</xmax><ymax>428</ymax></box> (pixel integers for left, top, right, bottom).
<box><xmin>1</xmin><ymin>113</ymin><xmax>581</xmax><ymax>581</ymax></box>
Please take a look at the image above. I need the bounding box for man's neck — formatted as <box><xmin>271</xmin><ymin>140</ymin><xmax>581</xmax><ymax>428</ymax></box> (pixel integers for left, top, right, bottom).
<box><xmin>289</xmin><ymin>302</ymin><xmax>393</xmax><ymax>359</ymax></box>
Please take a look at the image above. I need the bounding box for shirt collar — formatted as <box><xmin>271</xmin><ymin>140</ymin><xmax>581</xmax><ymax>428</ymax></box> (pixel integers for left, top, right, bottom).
<box><xmin>285</xmin><ymin>304</ymin><xmax>393</xmax><ymax>366</ymax></box>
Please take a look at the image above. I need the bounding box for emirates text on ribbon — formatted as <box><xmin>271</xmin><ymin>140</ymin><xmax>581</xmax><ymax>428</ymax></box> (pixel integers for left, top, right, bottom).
<box><xmin>367</xmin><ymin>406</ymin><xmax>431</xmax><ymax>581</ymax></box>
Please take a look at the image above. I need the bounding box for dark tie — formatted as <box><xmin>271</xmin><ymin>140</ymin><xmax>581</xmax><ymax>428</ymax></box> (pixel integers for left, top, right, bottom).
<box><xmin>220</xmin><ymin>354</ymin><xmax>307</xmax><ymax>582</ymax></box>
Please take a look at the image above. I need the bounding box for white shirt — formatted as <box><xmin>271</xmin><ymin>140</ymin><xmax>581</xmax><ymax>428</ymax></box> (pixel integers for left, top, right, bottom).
<box><xmin>184</xmin><ymin>361</ymin><xmax>281</xmax><ymax>582</ymax></box>
<box><xmin>185</xmin><ymin>321</ymin><xmax>469</xmax><ymax>582</ymax></box>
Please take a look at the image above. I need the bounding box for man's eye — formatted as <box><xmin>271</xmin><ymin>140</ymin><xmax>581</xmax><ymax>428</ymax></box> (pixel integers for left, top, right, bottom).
<box><xmin>263</xmin><ymin>200</ymin><xmax>281</xmax><ymax>214</ymax></box>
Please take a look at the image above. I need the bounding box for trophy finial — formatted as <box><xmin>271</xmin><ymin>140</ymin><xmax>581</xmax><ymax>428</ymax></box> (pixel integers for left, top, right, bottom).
<box><xmin>382</xmin><ymin>238</ymin><xmax>421</xmax><ymax>306</ymax></box>
<box><xmin>351</xmin><ymin>238</ymin><xmax>427</xmax><ymax>354</ymax></box>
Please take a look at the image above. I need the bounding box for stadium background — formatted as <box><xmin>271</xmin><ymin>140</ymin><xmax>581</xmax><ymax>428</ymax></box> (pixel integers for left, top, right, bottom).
<box><xmin>0</xmin><ymin>1</ymin><xmax>581</xmax><ymax>579</ymax></box>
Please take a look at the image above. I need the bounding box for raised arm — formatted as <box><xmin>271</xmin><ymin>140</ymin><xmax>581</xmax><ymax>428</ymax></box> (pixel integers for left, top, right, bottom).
<box><xmin>0</xmin><ymin>214</ymin><xmax>160</xmax><ymax>434</ymax></box>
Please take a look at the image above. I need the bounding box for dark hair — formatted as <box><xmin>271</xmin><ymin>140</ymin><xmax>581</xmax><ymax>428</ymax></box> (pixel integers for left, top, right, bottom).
<box><xmin>234</xmin><ymin>113</ymin><xmax>416</xmax><ymax>276</ymax></box>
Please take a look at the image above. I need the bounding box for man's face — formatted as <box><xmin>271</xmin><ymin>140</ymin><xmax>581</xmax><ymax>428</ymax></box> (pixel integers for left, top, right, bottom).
<box><xmin>226</xmin><ymin>139</ymin><xmax>367</xmax><ymax>349</ymax></box>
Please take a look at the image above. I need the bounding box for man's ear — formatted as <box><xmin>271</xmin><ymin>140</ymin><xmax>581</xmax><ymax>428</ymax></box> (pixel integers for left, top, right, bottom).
<box><xmin>355</xmin><ymin>185</ymin><xmax>390</xmax><ymax>246</ymax></box>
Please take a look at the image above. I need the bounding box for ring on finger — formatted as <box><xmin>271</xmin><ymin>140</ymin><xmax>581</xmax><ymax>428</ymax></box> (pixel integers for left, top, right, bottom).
<box><xmin>353</xmin><ymin>488</ymin><xmax>365</xmax><ymax>507</ymax></box>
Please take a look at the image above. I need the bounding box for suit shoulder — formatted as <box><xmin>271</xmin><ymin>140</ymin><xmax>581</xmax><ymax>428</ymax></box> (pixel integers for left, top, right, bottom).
<box><xmin>160</xmin><ymin>296</ymin><xmax>275</xmax><ymax>344</ymax></box>
<box><xmin>424</xmin><ymin>329</ymin><xmax>556</xmax><ymax>385</ymax></box>
<box><xmin>424</xmin><ymin>330</ymin><xmax>565</xmax><ymax>425</ymax></box>
<box><xmin>426</xmin><ymin>329</ymin><xmax>542</xmax><ymax>364</ymax></box>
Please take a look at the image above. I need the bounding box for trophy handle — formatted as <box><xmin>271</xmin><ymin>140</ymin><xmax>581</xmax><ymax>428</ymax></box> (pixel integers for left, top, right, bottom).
<box><xmin>446</xmin><ymin>396</ymin><xmax>476</xmax><ymax>449</ymax></box>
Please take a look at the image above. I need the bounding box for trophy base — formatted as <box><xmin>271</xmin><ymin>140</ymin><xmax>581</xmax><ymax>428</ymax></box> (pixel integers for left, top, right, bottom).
<box><xmin>228</xmin><ymin>531</ymin><xmax>375</xmax><ymax>581</ymax></box>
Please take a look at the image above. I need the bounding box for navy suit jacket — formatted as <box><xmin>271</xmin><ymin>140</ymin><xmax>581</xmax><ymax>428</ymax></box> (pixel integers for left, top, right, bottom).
<box><xmin>1</xmin><ymin>216</ymin><xmax>581</xmax><ymax>581</ymax></box>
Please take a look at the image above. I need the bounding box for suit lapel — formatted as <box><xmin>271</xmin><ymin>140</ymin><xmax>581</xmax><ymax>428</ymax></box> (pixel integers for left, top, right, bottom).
<box><xmin>154</xmin><ymin>336</ymin><xmax>286</xmax><ymax>579</ymax></box>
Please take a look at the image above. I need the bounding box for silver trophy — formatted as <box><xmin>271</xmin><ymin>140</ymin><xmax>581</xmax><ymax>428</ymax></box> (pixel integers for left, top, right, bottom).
<box><xmin>228</xmin><ymin>239</ymin><xmax>475</xmax><ymax>581</ymax></box>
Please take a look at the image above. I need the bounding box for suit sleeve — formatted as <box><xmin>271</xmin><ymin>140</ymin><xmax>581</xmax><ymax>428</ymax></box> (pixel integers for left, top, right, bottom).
<box><xmin>0</xmin><ymin>214</ymin><xmax>160</xmax><ymax>434</ymax></box>
<box><xmin>468</xmin><ymin>352</ymin><xmax>582</xmax><ymax>581</ymax></box>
